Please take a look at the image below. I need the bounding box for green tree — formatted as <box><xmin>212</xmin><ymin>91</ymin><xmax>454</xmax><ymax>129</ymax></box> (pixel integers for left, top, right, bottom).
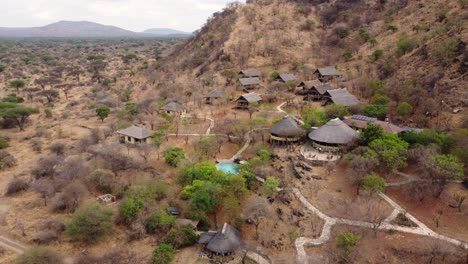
<box><xmin>96</xmin><ymin>105</ymin><xmax>110</xmax><ymax>122</ymax></box>
<box><xmin>0</xmin><ymin>103</ymin><xmax>39</xmax><ymax>130</ymax></box>
<box><xmin>181</xmin><ymin>180</ymin><xmax>222</xmax><ymax>213</ymax></box>
<box><xmin>396</xmin><ymin>102</ymin><xmax>413</xmax><ymax>118</ymax></box>
<box><xmin>2</xmin><ymin>93</ymin><xmax>24</xmax><ymax>103</ymax></box>
<box><xmin>9</xmin><ymin>79</ymin><xmax>26</xmax><ymax>93</ymax></box>
<box><xmin>301</xmin><ymin>106</ymin><xmax>327</xmax><ymax>129</ymax></box>
<box><xmin>336</xmin><ymin>232</ymin><xmax>361</xmax><ymax>256</ymax></box>
<box><xmin>66</xmin><ymin>203</ymin><xmax>113</xmax><ymax>243</ymax></box>
<box><xmin>152</xmin><ymin>243</ymin><xmax>175</xmax><ymax>264</ymax></box>
<box><xmin>263</xmin><ymin>176</ymin><xmax>279</xmax><ymax>196</ymax></box>
<box><xmin>397</xmin><ymin>37</ymin><xmax>418</xmax><ymax>56</ymax></box>
<box><xmin>361</xmin><ymin>124</ymin><xmax>384</xmax><ymax>145</ymax></box>
<box><xmin>144</xmin><ymin>210</ymin><xmax>176</xmax><ymax>234</ymax></box>
<box><xmin>431</xmin><ymin>155</ymin><xmax>464</xmax><ymax>181</ymax></box>
<box><xmin>164</xmin><ymin>147</ymin><xmax>185</xmax><ymax>167</ymax></box>
<box><xmin>431</xmin><ymin>37</ymin><xmax>460</xmax><ymax>65</ymax></box>
<box><xmin>369</xmin><ymin>133</ymin><xmax>409</xmax><ymax>171</ymax></box>
<box><xmin>17</xmin><ymin>247</ymin><xmax>63</xmax><ymax>264</ymax></box>
<box><xmin>152</xmin><ymin>130</ymin><xmax>165</xmax><ymax>160</ymax></box>
<box><xmin>120</xmin><ymin>196</ymin><xmax>145</xmax><ymax>224</ymax></box>
<box><xmin>363</xmin><ymin>104</ymin><xmax>388</xmax><ymax>120</ymax></box>
<box><xmin>360</xmin><ymin>173</ymin><xmax>386</xmax><ymax>194</ymax></box>
<box><xmin>324</xmin><ymin>104</ymin><xmax>350</xmax><ymax>119</ymax></box>
<box><xmin>164</xmin><ymin>224</ymin><xmax>198</xmax><ymax>248</ymax></box>
<box><xmin>371</xmin><ymin>49</ymin><xmax>384</xmax><ymax>61</ymax></box>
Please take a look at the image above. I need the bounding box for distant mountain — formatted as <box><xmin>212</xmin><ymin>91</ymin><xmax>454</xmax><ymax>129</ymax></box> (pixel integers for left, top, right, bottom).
<box><xmin>143</xmin><ymin>28</ymin><xmax>192</xmax><ymax>37</ymax></box>
<box><xmin>0</xmin><ymin>21</ymin><xmax>140</xmax><ymax>38</ymax></box>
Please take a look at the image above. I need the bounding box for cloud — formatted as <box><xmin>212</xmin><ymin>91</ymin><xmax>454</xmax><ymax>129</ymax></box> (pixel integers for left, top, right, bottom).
<box><xmin>0</xmin><ymin>0</ymin><xmax>244</xmax><ymax>31</ymax></box>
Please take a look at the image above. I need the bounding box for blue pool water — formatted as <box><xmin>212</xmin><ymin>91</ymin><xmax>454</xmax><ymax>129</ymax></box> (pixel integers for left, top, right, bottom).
<box><xmin>216</xmin><ymin>162</ymin><xmax>239</xmax><ymax>174</ymax></box>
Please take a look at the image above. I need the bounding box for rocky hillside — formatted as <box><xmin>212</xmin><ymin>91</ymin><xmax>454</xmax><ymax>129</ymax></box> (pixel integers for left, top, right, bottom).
<box><xmin>150</xmin><ymin>0</ymin><xmax>467</xmax><ymax>129</ymax></box>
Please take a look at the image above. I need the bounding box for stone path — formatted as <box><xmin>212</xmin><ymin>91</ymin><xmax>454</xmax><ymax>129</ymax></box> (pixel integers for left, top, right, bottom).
<box><xmin>292</xmin><ymin>187</ymin><xmax>468</xmax><ymax>263</ymax></box>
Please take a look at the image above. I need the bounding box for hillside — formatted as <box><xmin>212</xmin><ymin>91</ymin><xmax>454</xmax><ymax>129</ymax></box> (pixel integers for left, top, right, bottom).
<box><xmin>0</xmin><ymin>21</ymin><xmax>139</xmax><ymax>38</ymax></box>
<box><xmin>152</xmin><ymin>0</ymin><xmax>467</xmax><ymax>129</ymax></box>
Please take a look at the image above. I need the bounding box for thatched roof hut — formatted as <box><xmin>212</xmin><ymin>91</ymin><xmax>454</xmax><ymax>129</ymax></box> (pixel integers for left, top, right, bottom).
<box><xmin>199</xmin><ymin>223</ymin><xmax>241</xmax><ymax>256</ymax></box>
<box><xmin>314</xmin><ymin>67</ymin><xmax>343</xmax><ymax>82</ymax></box>
<box><xmin>239</xmin><ymin>77</ymin><xmax>261</xmax><ymax>86</ymax></box>
<box><xmin>236</xmin><ymin>93</ymin><xmax>262</xmax><ymax>109</ymax></box>
<box><xmin>270</xmin><ymin>116</ymin><xmax>305</xmax><ymax>143</ymax></box>
<box><xmin>204</xmin><ymin>90</ymin><xmax>226</xmax><ymax>99</ymax></box>
<box><xmin>161</xmin><ymin>102</ymin><xmax>185</xmax><ymax>113</ymax></box>
<box><xmin>308</xmin><ymin>118</ymin><xmax>357</xmax><ymax>145</ymax></box>
<box><xmin>117</xmin><ymin>125</ymin><xmax>153</xmax><ymax>144</ymax></box>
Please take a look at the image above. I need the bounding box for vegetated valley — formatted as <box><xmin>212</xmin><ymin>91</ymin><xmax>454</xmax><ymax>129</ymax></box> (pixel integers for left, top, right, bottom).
<box><xmin>0</xmin><ymin>0</ymin><xmax>466</xmax><ymax>264</ymax></box>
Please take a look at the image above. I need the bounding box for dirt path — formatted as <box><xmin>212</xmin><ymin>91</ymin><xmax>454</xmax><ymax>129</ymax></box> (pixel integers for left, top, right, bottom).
<box><xmin>292</xmin><ymin>187</ymin><xmax>468</xmax><ymax>263</ymax></box>
<box><xmin>0</xmin><ymin>235</ymin><xmax>27</xmax><ymax>254</ymax></box>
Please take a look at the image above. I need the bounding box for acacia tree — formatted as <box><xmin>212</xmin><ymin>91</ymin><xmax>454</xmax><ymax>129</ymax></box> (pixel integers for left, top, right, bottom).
<box><xmin>0</xmin><ymin>103</ymin><xmax>39</xmax><ymax>130</ymax></box>
<box><xmin>39</xmin><ymin>89</ymin><xmax>60</xmax><ymax>105</ymax></box>
<box><xmin>96</xmin><ymin>106</ymin><xmax>110</xmax><ymax>122</ymax></box>
<box><xmin>9</xmin><ymin>79</ymin><xmax>26</xmax><ymax>93</ymax></box>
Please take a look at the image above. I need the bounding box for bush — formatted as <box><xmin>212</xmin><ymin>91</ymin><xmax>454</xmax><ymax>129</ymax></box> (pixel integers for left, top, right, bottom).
<box><xmin>0</xmin><ymin>150</ymin><xmax>16</xmax><ymax>169</ymax></box>
<box><xmin>431</xmin><ymin>37</ymin><xmax>460</xmax><ymax>66</ymax></box>
<box><xmin>397</xmin><ymin>37</ymin><xmax>418</xmax><ymax>56</ymax></box>
<box><xmin>361</xmin><ymin>124</ymin><xmax>384</xmax><ymax>145</ymax></box>
<box><xmin>152</xmin><ymin>243</ymin><xmax>175</xmax><ymax>264</ymax></box>
<box><xmin>5</xmin><ymin>178</ymin><xmax>29</xmax><ymax>195</ymax></box>
<box><xmin>50</xmin><ymin>182</ymin><xmax>88</xmax><ymax>213</ymax></box>
<box><xmin>17</xmin><ymin>247</ymin><xmax>63</xmax><ymax>264</ymax></box>
<box><xmin>396</xmin><ymin>102</ymin><xmax>413</xmax><ymax>117</ymax></box>
<box><xmin>324</xmin><ymin>104</ymin><xmax>350</xmax><ymax>119</ymax></box>
<box><xmin>44</xmin><ymin>108</ymin><xmax>53</xmax><ymax>118</ymax></box>
<box><xmin>120</xmin><ymin>196</ymin><xmax>145</xmax><ymax>224</ymax></box>
<box><xmin>66</xmin><ymin>203</ymin><xmax>113</xmax><ymax>243</ymax></box>
<box><xmin>371</xmin><ymin>49</ymin><xmax>384</xmax><ymax>61</ymax></box>
<box><xmin>88</xmin><ymin>169</ymin><xmax>117</xmax><ymax>193</ymax></box>
<box><xmin>363</xmin><ymin>104</ymin><xmax>388</xmax><ymax>120</ymax></box>
<box><xmin>31</xmin><ymin>138</ymin><xmax>43</xmax><ymax>152</ymax></box>
<box><xmin>336</xmin><ymin>232</ymin><xmax>361</xmax><ymax>256</ymax></box>
<box><xmin>269</xmin><ymin>71</ymin><xmax>280</xmax><ymax>81</ymax></box>
<box><xmin>144</xmin><ymin>210</ymin><xmax>176</xmax><ymax>234</ymax></box>
<box><xmin>164</xmin><ymin>225</ymin><xmax>198</xmax><ymax>249</ymax></box>
<box><xmin>0</xmin><ymin>137</ymin><xmax>9</xmax><ymax>149</ymax></box>
<box><xmin>164</xmin><ymin>147</ymin><xmax>185</xmax><ymax>167</ymax></box>
<box><xmin>360</xmin><ymin>173</ymin><xmax>386</xmax><ymax>194</ymax></box>
<box><xmin>263</xmin><ymin>177</ymin><xmax>279</xmax><ymax>196</ymax></box>
<box><xmin>48</xmin><ymin>142</ymin><xmax>66</xmax><ymax>155</ymax></box>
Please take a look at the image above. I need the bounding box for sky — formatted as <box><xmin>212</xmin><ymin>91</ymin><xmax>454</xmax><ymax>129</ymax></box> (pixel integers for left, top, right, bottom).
<box><xmin>0</xmin><ymin>0</ymin><xmax>244</xmax><ymax>32</ymax></box>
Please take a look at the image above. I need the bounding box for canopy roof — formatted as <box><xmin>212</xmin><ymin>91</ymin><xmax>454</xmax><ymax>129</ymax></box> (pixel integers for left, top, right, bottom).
<box><xmin>236</xmin><ymin>93</ymin><xmax>262</xmax><ymax>103</ymax></box>
<box><xmin>239</xmin><ymin>77</ymin><xmax>261</xmax><ymax>86</ymax></box>
<box><xmin>270</xmin><ymin>116</ymin><xmax>306</xmax><ymax>137</ymax></box>
<box><xmin>117</xmin><ymin>125</ymin><xmax>153</xmax><ymax>139</ymax></box>
<box><xmin>239</xmin><ymin>69</ymin><xmax>261</xmax><ymax>77</ymax></box>
<box><xmin>308</xmin><ymin>118</ymin><xmax>357</xmax><ymax>144</ymax></box>
<box><xmin>277</xmin><ymin>73</ymin><xmax>297</xmax><ymax>82</ymax></box>
<box><xmin>161</xmin><ymin>102</ymin><xmax>185</xmax><ymax>112</ymax></box>
<box><xmin>205</xmin><ymin>90</ymin><xmax>226</xmax><ymax>98</ymax></box>
<box><xmin>315</xmin><ymin>67</ymin><xmax>342</xmax><ymax>76</ymax></box>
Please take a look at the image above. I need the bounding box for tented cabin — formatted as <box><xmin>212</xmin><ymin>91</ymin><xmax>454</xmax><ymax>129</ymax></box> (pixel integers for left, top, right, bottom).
<box><xmin>235</xmin><ymin>93</ymin><xmax>262</xmax><ymax>109</ymax></box>
<box><xmin>117</xmin><ymin>125</ymin><xmax>153</xmax><ymax>144</ymax></box>
<box><xmin>198</xmin><ymin>223</ymin><xmax>241</xmax><ymax>257</ymax></box>
<box><xmin>204</xmin><ymin>90</ymin><xmax>227</xmax><ymax>105</ymax></box>
<box><xmin>239</xmin><ymin>77</ymin><xmax>261</xmax><ymax>90</ymax></box>
<box><xmin>304</xmin><ymin>84</ymin><xmax>336</xmax><ymax>101</ymax></box>
<box><xmin>322</xmin><ymin>88</ymin><xmax>361</xmax><ymax>108</ymax></box>
<box><xmin>269</xmin><ymin>116</ymin><xmax>306</xmax><ymax>144</ymax></box>
<box><xmin>314</xmin><ymin>67</ymin><xmax>343</xmax><ymax>82</ymax></box>
<box><xmin>239</xmin><ymin>69</ymin><xmax>261</xmax><ymax>78</ymax></box>
<box><xmin>275</xmin><ymin>73</ymin><xmax>297</xmax><ymax>83</ymax></box>
<box><xmin>160</xmin><ymin>102</ymin><xmax>186</xmax><ymax>115</ymax></box>
<box><xmin>308</xmin><ymin>118</ymin><xmax>357</xmax><ymax>152</ymax></box>
<box><xmin>343</xmin><ymin>115</ymin><xmax>403</xmax><ymax>134</ymax></box>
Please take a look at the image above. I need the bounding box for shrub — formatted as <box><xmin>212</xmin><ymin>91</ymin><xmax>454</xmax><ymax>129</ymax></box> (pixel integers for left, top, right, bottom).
<box><xmin>31</xmin><ymin>138</ymin><xmax>43</xmax><ymax>152</ymax></box>
<box><xmin>397</xmin><ymin>37</ymin><xmax>418</xmax><ymax>56</ymax></box>
<box><xmin>17</xmin><ymin>247</ymin><xmax>64</xmax><ymax>264</ymax></box>
<box><xmin>263</xmin><ymin>177</ymin><xmax>279</xmax><ymax>196</ymax></box>
<box><xmin>44</xmin><ymin>108</ymin><xmax>53</xmax><ymax>118</ymax></box>
<box><xmin>164</xmin><ymin>147</ymin><xmax>185</xmax><ymax>167</ymax></box>
<box><xmin>336</xmin><ymin>232</ymin><xmax>361</xmax><ymax>256</ymax></box>
<box><xmin>164</xmin><ymin>225</ymin><xmax>198</xmax><ymax>249</ymax></box>
<box><xmin>361</xmin><ymin>124</ymin><xmax>384</xmax><ymax>145</ymax></box>
<box><xmin>269</xmin><ymin>71</ymin><xmax>280</xmax><ymax>81</ymax></box>
<box><xmin>336</xmin><ymin>27</ymin><xmax>350</xmax><ymax>38</ymax></box>
<box><xmin>0</xmin><ymin>137</ymin><xmax>9</xmax><ymax>149</ymax></box>
<box><xmin>49</xmin><ymin>142</ymin><xmax>66</xmax><ymax>155</ymax></box>
<box><xmin>66</xmin><ymin>203</ymin><xmax>113</xmax><ymax>243</ymax></box>
<box><xmin>0</xmin><ymin>150</ymin><xmax>16</xmax><ymax>169</ymax></box>
<box><xmin>324</xmin><ymin>104</ymin><xmax>350</xmax><ymax>119</ymax></box>
<box><xmin>360</xmin><ymin>173</ymin><xmax>386</xmax><ymax>194</ymax></box>
<box><xmin>363</xmin><ymin>104</ymin><xmax>388</xmax><ymax>120</ymax></box>
<box><xmin>5</xmin><ymin>178</ymin><xmax>29</xmax><ymax>195</ymax></box>
<box><xmin>50</xmin><ymin>182</ymin><xmax>88</xmax><ymax>213</ymax></box>
<box><xmin>431</xmin><ymin>37</ymin><xmax>460</xmax><ymax>66</ymax></box>
<box><xmin>396</xmin><ymin>102</ymin><xmax>413</xmax><ymax>117</ymax></box>
<box><xmin>152</xmin><ymin>243</ymin><xmax>175</xmax><ymax>264</ymax></box>
<box><xmin>359</xmin><ymin>28</ymin><xmax>371</xmax><ymax>42</ymax></box>
<box><xmin>120</xmin><ymin>196</ymin><xmax>145</xmax><ymax>224</ymax></box>
<box><xmin>371</xmin><ymin>50</ymin><xmax>384</xmax><ymax>61</ymax></box>
<box><xmin>430</xmin><ymin>154</ymin><xmax>464</xmax><ymax>180</ymax></box>
<box><xmin>144</xmin><ymin>210</ymin><xmax>176</xmax><ymax>234</ymax></box>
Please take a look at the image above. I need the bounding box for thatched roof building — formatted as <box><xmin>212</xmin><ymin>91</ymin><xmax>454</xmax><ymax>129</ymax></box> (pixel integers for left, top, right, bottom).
<box><xmin>199</xmin><ymin>223</ymin><xmax>241</xmax><ymax>256</ymax></box>
<box><xmin>161</xmin><ymin>102</ymin><xmax>185</xmax><ymax>114</ymax></box>
<box><xmin>275</xmin><ymin>73</ymin><xmax>297</xmax><ymax>83</ymax></box>
<box><xmin>239</xmin><ymin>69</ymin><xmax>261</xmax><ymax>78</ymax></box>
<box><xmin>308</xmin><ymin>118</ymin><xmax>357</xmax><ymax>146</ymax></box>
<box><xmin>270</xmin><ymin>116</ymin><xmax>306</xmax><ymax>143</ymax></box>
<box><xmin>323</xmin><ymin>88</ymin><xmax>360</xmax><ymax>107</ymax></box>
<box><xmin>304</xmin><ymin>84</ymin><xmax>337</xmax><ymax>101</ymax></box>
<box><xmin>117</xmin><ymin>125</ymin><xmax>153</xmax><ymax>144</ymax></box>
<box><xmin>204</xmin><ymin>90</ymin><xmax>227</xmax><ymax>104</ymax></box>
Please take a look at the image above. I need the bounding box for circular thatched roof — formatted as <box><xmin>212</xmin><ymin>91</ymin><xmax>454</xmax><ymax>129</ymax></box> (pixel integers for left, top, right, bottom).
<box><xmin>308</xmin><ymin>118</ymin><xmax>357</xmax><ymax>145</ymax></box>
<box><xmin>270</xmin><ymin>116</ymin><xmax>305</xmax><ymax>137</ymax></box>
<box><xmin>206</xmin><ymin>223</ymin><xmax>241</xmax><ymax>254</ymax></box>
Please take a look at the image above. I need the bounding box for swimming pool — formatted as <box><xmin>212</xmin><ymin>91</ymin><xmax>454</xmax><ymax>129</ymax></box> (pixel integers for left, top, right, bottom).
<box><xmin>216</xmin><ymin>162</ymin><xmax>239</xmax><ymax>174</ymax></box>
